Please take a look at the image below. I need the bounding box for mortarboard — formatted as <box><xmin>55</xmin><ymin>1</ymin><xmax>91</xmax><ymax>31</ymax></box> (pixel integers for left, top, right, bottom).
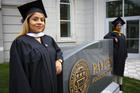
<box><xmin>18</xmin><ymin>0</ymin><xmax>47</xmax><ymax>20</ymax></box>
<box><xmin>112</xmin><ymin>17</ymin><xmax>125</xmax><ymax>26</ymax></box>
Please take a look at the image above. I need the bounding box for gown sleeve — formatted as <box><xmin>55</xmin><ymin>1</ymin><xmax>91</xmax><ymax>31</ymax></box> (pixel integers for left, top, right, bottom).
<box><xmin>104</xmin><ymin>32</ymin><xmax>119</xmax><ymax>46</ymax></box>
<box><xmin>10</xmin><ymin>40</ymin><xmax>31</xmax><ymax>93</ymax></box>
<box><xmin>50</xmin><ymin>37</ymin><xmax>64</xmax><ymax>93</ymax></box>
<box><xmin>51</xmin><ymin>38</ymin><xmax>63</xmax><ymax>61</ymax></box>
<box><xmin>104</xmin><ymin>32</ymin><xmax>116</xmax><ymax>39</ymax></box>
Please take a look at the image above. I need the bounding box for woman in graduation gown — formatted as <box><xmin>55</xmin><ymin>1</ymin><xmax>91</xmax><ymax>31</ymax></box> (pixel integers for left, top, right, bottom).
<box><xmin>10</xmin><ymin>0</ymin><xmax>63</xmax><ymax>93</ymax></box>
<box><xmin>104</xmin><ymin>17</ymin><xmax>128</xmax><ymax>91</ymax></box>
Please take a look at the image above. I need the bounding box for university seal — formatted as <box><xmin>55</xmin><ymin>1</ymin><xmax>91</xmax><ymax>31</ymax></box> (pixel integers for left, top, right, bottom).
<box><xmin>69</xmin><ymin>59</ymin><xmax>91</xmax><ymax>93</ymax></box>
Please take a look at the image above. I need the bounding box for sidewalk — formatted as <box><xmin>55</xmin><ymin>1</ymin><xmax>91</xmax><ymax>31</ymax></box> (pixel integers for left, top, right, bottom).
<box><xmin>124</xmin><ymin>59</ymin><xmax>140</xmax><ymax>80</ymax></box>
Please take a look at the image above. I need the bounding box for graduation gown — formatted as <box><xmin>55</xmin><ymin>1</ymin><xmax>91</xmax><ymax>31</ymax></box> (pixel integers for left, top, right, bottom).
<box><xmin>104</xmin><ymin>32</ymin><xmax>128</xmax><ymax>76</ymax></box>
<box><xmin>10</xmin><ymin>35</ymin><xmax>63</xmax><ymax>93</ymax></box>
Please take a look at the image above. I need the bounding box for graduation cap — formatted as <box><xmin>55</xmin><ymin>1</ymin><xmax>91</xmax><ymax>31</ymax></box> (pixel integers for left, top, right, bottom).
<box><xmin>18</xmin><ymin>0</ymin><xmax>47</xmax><ymax>20</ymax></box>
<box><xmin>112</xmin><ymin>17</ymin><xmax>125</xmax><ymax>26</ymax></box>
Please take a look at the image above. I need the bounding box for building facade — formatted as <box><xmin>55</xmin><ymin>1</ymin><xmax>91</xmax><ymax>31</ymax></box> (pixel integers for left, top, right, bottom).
<box><xmin>0</xmin><ymin>0</ymin><xmax>140</xmax><ymax>63</ymax></box>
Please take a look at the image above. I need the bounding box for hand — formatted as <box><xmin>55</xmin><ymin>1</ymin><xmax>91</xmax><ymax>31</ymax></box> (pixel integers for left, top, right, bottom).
<box><xmin>55</xmin><ymin>60</ymin><xmax>62</xmax><ymax>75</ymax></box>
<box><xmin>115</xmin><ymin>38</ymin><xmax>118</xmax><ymax>43</ymax></box>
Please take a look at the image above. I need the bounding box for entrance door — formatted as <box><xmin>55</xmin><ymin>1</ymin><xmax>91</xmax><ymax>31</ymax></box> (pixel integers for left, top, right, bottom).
<box><xmin>126</xmin><ymin>20</ymin><xmax>140</xmax><ymax>58</ymax></box>
<box><xmin>106</xmin><ymin>18</ymin><xmax>140</xmax><ymax>58</ymax></box>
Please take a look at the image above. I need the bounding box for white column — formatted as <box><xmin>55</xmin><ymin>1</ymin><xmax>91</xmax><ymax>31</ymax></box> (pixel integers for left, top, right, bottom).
<box><xmin>93</xmin><ymin>0</ymin><xmax>105</xmax><ymax>40</ymax></box>
<box><xmin>0</xmin><ymin>0</ymin><xmax>4</xmax><ymax>63</ymax></box>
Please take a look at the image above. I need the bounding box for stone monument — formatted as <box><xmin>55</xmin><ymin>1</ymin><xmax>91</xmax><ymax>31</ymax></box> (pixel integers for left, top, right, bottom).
<box><xmin>61</xmin><ymin>40</ymin><xmax>120</xmax><ymax>93</ymax></box>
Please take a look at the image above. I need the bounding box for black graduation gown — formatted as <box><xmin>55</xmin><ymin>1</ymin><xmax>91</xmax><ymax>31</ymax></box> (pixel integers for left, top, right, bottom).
<box><xmin>10</xmin><ymin>35</ymin><xmax>63</xmax><ymax>93</ymax></box>
<box><xmin>104</xmin><ymin>32</ymin><xmax>128</xmax><ymax>76</ymax></box>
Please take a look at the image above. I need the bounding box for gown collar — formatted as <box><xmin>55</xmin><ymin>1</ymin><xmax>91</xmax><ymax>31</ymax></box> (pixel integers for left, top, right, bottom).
<box><xmin>26</xmin><ymin>32</ymin><xmax>45</xmax><ymax>37</ymax></box>
<box><xmin>113</xmin><ymin>30</ymin><xmax>122</xmax><ymax>34</ymax></box>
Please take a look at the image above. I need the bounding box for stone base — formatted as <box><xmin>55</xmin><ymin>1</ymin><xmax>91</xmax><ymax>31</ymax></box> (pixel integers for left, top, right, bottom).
<box><xmin>101</xmin><ymin>82</ymin><xmax>120</xmax><ymax>93</ymax></box>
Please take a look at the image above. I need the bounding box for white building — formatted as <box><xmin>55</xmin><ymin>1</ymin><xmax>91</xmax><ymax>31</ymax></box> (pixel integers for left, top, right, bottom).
<box><xmin>0</xmin><ymin>0</ymin><xmax>140</xmax><ymax>63</ymax></box>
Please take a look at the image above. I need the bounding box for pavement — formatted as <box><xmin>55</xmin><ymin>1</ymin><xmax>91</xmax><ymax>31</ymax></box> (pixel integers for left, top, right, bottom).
<box><xmin>124</xmin><ymin>59</ymin><xmax>140</xmax><ymax>80</ymax></box>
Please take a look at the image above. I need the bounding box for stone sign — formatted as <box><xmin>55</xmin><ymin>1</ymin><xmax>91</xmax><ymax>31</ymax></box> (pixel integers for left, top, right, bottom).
<box><xmin>61</xmin><ymin>40</ymin><xmax>119</xmax><ymax>93</ymax></box>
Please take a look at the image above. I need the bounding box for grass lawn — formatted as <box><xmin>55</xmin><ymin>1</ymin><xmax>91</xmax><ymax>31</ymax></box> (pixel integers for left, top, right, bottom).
<box><xmin>123</xmin><ymin>76</ymin><xmax>140</xmax><ymax>93</ymax></box>
<box><xmin>0</xmin><ymin>63</ymin><xmax>9</xmax><ymax>93</ymax></box>
<box><xmin>0</xmin><ymin>63</ymin><xmax>140</xmax><ymax>93</ymax></box>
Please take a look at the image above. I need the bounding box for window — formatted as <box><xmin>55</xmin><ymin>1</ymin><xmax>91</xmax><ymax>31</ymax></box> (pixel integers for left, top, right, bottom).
<box><xmin>106</xmin><ymin>0</ymin><xmax>140</xmax><ymax>55</ymax></box>
<box><xmin>109</xmin><ymin>22</ymin><xmax>113</xmax><ymax>32</ymax></box>
<box><xmin>106</xmin><ymin>0</ymin><xmax>122</xmax><ymax>18</ymax></box>
<box><xmin>60</xmin><ymin>0</ymin><xmax>71</xmax><ymax>37</ymax></box>
<box><xmin>106</xmin><ymin>0</ymin><xmax>140</xmax><ymax>18</ymax></box>
<box><xmin>125</xmin><ymin>0</ymin><xmax>140</xmax><ymax>16</ymax></box>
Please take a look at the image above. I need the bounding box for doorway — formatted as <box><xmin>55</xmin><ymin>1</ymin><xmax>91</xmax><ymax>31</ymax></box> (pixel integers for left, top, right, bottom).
<box><xmin>126</xmin><ymin>18</ymin><xmax>140</xmax><ymax>58</ymax></box>
<box><xmin>106</xmin><ymin>18</ymin><xmax>140</xmax><ymax>58</ymax></box>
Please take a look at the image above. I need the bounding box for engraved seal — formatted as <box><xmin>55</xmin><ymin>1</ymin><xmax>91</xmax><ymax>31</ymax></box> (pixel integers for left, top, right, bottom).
<box><xmin>69</xmin><ymin>59</ymin><xmax>91</xmax><ymax>93</ymax></box>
